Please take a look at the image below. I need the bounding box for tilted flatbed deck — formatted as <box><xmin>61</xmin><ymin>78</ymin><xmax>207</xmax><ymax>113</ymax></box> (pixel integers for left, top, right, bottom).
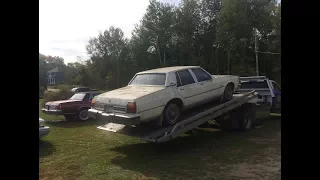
<box><xmin>97</xmin><ymin>91</ymin><xmax>258</xmax><ymax>142</ymax></box>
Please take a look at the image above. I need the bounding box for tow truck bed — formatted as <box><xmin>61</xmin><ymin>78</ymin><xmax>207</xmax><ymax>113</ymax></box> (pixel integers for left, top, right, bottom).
<box><xmin>97</xmin><ymin>91</ymin><xmax>258</xmax><ymax>142</ymax></box>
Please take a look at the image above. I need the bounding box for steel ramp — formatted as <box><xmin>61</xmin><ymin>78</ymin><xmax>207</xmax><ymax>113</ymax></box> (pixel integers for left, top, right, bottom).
<box><xmin>97</xmin><ymin>91</ymin><xmax>258</xmax><ymax>142</ymax></box>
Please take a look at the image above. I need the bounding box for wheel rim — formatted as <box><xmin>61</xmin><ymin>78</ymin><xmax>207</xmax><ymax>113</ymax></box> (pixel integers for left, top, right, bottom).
<box><xmin>165</xmin><ymin>104</ymin><xmax>180</xmax><ymax>125</ymax></box>
<box><xmin>79</xmin><ymin>110</ymin><xmax>89</xmax><ymax>120</ymax></box>
<box><xmin>244</xmin><ymin>115</ymin><xmax>251</xmax><ymax>129</ymax></box>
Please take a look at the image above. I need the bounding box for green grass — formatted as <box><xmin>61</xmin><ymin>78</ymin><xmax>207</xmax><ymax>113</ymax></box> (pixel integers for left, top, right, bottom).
<box><xmin>39</xmin><ymin>100</ymin><xmax>281</xmax><ymax>180</ymax></box>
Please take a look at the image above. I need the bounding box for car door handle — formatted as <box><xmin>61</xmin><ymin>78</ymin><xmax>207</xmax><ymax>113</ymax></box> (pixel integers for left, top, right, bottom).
<box><xmin>200</xmin><ymin>83</ymin><xmax>204</xmax><ymax>85</ymax></box>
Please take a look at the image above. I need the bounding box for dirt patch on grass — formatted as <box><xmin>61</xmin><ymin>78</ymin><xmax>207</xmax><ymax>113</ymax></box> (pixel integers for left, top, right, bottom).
<box><xmin>218</xmin><ymin>123</ymin><xmax>281</xmax><ymax>180</ymax></box>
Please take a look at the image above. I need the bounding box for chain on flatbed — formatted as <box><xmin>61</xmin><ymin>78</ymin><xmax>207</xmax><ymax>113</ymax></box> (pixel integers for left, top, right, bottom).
<box><xmin>97</xmin><ymin>91</ymin><xmax>258</xmax><ymax>142</ymax></box>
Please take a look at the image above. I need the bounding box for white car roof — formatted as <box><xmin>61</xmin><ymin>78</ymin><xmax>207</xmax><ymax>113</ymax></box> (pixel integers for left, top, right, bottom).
<box><xmin>137</xmin><ymin>66</ymin><xmax>200</xmax><ymax>74</ymax></box>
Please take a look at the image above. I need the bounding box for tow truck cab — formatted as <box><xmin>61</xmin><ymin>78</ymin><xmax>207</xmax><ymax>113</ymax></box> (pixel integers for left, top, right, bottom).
<box><xmin>238</xmin><ymin>76</ymin><xmax>281</xmax><ymax>114</ymax></box>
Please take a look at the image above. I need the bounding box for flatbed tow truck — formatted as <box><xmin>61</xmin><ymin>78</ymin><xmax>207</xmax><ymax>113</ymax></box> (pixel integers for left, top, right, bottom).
<box><xmin>97</xmin><ymin>91</ymin><xmax>258</xmax><ymax>142</ymax></box>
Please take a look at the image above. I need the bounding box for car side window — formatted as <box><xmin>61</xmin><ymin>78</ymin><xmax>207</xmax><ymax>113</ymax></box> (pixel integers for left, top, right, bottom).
<box><xmin>272</xmin><ymin>82</ymin><xmax>281</xmax><ymax>92</ymax></box>
<box><xmin>177</xmin><ymin>70</ymin><xmax>195</xmax><ymax>86</ymax></box>
<box><xmin>90</xmin><ymin>93</ymin><xmax>100</xmax><ymax>101</ymax></box>
<box><xmin>83</xmin><ymin>93</ymin><xmax>90</xmax><ymax>102</ymax></box>
<box><xmin>191</xmin><ymin>68</ymin><xmax>212</xmax><ymax>82</ymax></box>
<box><xmin>175</xmin><ymin>73</ymin><xmax>182</xmax><ymax>87</ymax></box>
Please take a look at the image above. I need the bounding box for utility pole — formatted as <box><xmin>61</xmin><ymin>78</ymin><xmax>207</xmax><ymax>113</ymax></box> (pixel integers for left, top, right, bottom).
<box><xmin>254</xmin><ymin>28</ymin><xmax>259</xmax><ymax>76</ymax></box>
<box><xmin>117</xmin><ymin>49</ymin><xmax>122</xmax><ymax>88</ymax></box>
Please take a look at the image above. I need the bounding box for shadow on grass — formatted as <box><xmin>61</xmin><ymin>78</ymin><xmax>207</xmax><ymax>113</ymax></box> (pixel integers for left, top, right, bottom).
<box><xmin>110</xmin><ymin>116</ymin><xmax>281</xmax><ymax>179</ymax></box>
<box><xmin>46</xmin><ymin>119</ymin><xmax>106</xmax><ymax>128</ymax></box>
<box><xmin>39</xmin><ymin>140</ymin><xmax>56</xmax><ymax>158</ymax></box>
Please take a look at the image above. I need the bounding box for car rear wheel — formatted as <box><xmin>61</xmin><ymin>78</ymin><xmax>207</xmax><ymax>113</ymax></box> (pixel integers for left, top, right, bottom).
<box><xmin>78</xmin><ymin>108</ymin><xmax>90</xmax><ymax>121</ymax></box>
<box><xmin>163</xmin><ymin>103</ymin><xmax>181</xmax><ymax>126</ymax></box>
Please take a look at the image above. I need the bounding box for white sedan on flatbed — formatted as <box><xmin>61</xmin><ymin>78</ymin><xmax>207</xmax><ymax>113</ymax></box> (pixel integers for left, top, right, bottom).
<box><xmin>89</xmin><ymin>66</ymin><xmax>240</xmax><ymax>126</ymax></box>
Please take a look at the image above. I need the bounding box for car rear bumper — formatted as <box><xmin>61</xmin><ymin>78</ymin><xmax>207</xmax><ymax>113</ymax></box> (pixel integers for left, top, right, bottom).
<box><xmin>39</xmin><ymin>126</ymin><xmax>50</xmax><ymax>138</ymax></box>
<box><xmin>41</xmin><ymin>108</ymin><xmax>63</xmax><ymax>115</ymax></box>
<box><xmin>88</xmin><ymin>109</ymin><xmax>140</xmax><ymax>125</ymax></box>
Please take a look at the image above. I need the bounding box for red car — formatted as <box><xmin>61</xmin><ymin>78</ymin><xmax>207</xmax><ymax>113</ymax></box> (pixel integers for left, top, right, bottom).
<box><xmin>42</xmin><ymin>91</ymin><xmax>101</xmax><ymax>121</ymax></box>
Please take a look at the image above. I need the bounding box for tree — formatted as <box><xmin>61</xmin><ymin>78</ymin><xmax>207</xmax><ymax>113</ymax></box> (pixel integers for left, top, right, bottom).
<box><xmin>39</xmin><ymin>53</ymin><xmax>47</xmax><ymax>95</ymax></box>
<box><xmin>217</xmin><ymin>0</ymin><xmax>277</xmax><ymax>75</ymax></box>
<box><xmin>86</xmin><ymin>26</ymin><xmax>130</xmax><ymax>89</ymax></box>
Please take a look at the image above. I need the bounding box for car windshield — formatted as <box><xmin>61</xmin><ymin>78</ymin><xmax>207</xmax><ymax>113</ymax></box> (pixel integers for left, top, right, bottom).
<box><xmin>69</xmin><ymin>93</ymin><xmax>86</xmax><ymax>100</ymax></box>
<box><xmin>129</xmin><ymin>73</ymin><xmax>166</xmax><ymax>86</ymax></box>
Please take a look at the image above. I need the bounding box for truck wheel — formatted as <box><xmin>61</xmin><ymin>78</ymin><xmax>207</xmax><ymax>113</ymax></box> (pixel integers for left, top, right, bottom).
<box><xmin>221</xmin><ymin>84</ymin><xmax>234</xmax><ymax>103</ymax></box>
<box><xmin>239</xmin><ymin>104</ymin><xmax>256</xmax><ymax>131</ymax></box>
<box><xmin>163</xmin><ymin>102</ymin><xmax>181</xmax><ymax>126</ymax></box>
<box><xmin>64</xmin><ymin>115</ymin><xmax>75</xmax><ymax>121</ymax></box>
<box><xmin>239</xmin><ymin>113</ymin><xmax>252</xmax><ymax>131</ymax></box>
<box><xmin>77</xmin><ymin>108</ymin><xmax>90</xmax><ymax>121</ymax></box>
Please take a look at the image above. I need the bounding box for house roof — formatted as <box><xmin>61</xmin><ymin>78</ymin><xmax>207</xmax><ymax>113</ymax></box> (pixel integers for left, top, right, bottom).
<box><xmin>48</xmin><ymin>67</ymin><xmax>60</xmax><ymax>73</ymax></box>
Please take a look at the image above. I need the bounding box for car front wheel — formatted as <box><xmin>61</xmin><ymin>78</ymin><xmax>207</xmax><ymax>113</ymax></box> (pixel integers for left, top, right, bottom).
<box><xmin>221</xmin><ymin>84</ymin><xmax>234</xmax><ymax>102</ymax></box>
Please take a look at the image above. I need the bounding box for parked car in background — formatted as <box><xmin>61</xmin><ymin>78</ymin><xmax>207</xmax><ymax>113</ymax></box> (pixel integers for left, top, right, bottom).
<box><xmin>89</xmin><ymin>66</ymin><xmax>240</xmax><ymax>126</ymax></box>
<box><xmin>71</xmin><ymin>87</ymin><xmax>90</xmax><ymax>93</ymax></box>
<box><xmin>42</xmin><ymin>91</ymin><xmax>101</xmax><ymax>121</ymax></box>
<box><xmin>39</xmin><ymin>118</ymin><xmax>50</xmax><ymax>138</ymax></box>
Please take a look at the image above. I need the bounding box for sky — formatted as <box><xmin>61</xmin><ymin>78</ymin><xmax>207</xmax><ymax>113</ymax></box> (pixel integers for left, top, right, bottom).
<box><xmin>40</xmin><ymin>0</ymin><xmax>148</xmax><ymax>64</ymax></box>
<box><xmin>39</xmin><ymin>0</ymin><xmax>182</xmax><ymax>64</ymax></box>
<box><xmin>39</xmin><ymin>0</ymin><xmax>279</xmax><ymax>64</ymax></box>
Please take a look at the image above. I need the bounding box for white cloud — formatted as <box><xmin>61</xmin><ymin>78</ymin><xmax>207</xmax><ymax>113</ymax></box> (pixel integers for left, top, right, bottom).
<box><xmin>39</xmin><ymin>0</ymin><xmax>150</xmax><ymax>64</ymax></box>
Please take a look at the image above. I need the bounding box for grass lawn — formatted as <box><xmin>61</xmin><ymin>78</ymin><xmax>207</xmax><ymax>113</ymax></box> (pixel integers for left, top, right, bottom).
<box><xmin>39</xmin><ymin>99</ymin><xmax>281</xmax><ymax>180</ymax></box>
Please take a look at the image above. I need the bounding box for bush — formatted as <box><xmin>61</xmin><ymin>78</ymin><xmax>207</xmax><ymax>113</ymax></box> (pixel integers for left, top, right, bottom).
<box><xmin>42</xmin><ymin>87</ymin><xmax>74</xmax><ymax>107</ymax></box>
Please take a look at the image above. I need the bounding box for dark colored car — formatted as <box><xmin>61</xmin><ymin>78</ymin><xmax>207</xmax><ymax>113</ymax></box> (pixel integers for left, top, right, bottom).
<box><xmin>41</xmin><ymin>91</ymin><xmax>101</xmax><ymax>121</ymax></box>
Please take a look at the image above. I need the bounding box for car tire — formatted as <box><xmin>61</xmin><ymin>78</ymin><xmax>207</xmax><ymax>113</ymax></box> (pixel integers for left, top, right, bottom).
<box><xmin>163</xmin><ymin>102</ymin><xmax>181</xmax><ymax>126</ymax></box>
<box><xmin>77</xmin><ymin>108</ymin><xmax>90</xmax><ymax>121</ymax></box>
<box><xmin>221</xmin><ymin>84</ymin><xmax>234</xmax><ymax>103</ymax></box>
<box><xmin>64</xmin><ymin>115</ymin><xmax>76</xmax><ymax>121</ymax></box>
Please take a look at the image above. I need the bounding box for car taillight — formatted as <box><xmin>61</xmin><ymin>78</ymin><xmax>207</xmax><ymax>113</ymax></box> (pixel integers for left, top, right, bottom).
<box><xmin>126</xmin><ymin>102</ymin><xmax>136</xmax><ymax>113</ymax></box>
<box><xmin>91</xmin><ymin>99</ymin><xmax>96</xmax><ymax>107</ymax></box>
<box><xmin>57</xmin><ymin>104</ymin><xmax>61</xmax><ymax>110</ymax></box>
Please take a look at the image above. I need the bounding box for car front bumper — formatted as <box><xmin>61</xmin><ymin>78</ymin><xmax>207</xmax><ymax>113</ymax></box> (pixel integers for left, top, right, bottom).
<box><xmin>88</xmin><ymin>108</ymin><xmax>140</xmax><ymax>125</ymax></box>
<box><xmin>41</xmin><ymin>108</ymin><xmax>63</xmax><ymax>115</ymax></box>
<box><xmin>39</xmin><ymin>126</ymin><xmax>50</xmax><ymax>138</ymax></box>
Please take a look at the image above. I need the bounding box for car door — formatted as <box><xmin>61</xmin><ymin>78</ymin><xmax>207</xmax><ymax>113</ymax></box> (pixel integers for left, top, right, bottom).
<box><xmin>175</xmin><ymin>69</ymin><xmax>199</xmax><ymax>107</ymax></box>
<box><xmin>81</xmin><ymin>93</ymin><xmax>91</xmax><ymax>107</ymax></box>
<box><xmin>271</xmin><ymin>81</ymin><xmax>281</xmax><ymax>111</ymax></box>
<box><xmin>190</xmin><ymin>68</ymin><xmax>220</xmax><ymax>102</ymax></box>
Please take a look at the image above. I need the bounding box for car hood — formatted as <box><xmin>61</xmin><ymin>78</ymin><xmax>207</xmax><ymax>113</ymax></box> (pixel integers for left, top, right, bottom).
<box><xmin>45</xmin><ymin>99</ymin><xmax>80</xmax><ymax>106</ymax></box>
<box><xmin>95</xmin><ymin>85</ymin><xmax>165</xmax><ymax>106</ymax></box>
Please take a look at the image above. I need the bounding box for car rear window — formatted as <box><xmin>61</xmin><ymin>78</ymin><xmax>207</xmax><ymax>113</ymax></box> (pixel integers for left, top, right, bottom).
<box><xmin>240</xmin><ymin>81</ymin><xmax>269</xmax><ymax>89</ymax></box>
<box><xmin>70</xmin><ymin>93</ymin><xmax>86</xmax><ymax>100</ymax></box>
<box><xmin>129</xmin><ymin>73</ymin><xmax>166</xmax><ymax>86</ymax></box>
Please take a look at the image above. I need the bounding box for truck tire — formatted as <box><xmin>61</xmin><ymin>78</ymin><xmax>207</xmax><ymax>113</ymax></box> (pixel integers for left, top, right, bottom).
<box><xmin>238</xmin><ymin>104</ymin><xmax>256</xmax><ymax>131</ymax></box>
<box><xmin>215</xmin><ymin>112</ymin><xmax>233</xmax><ymax>131</ymax></box>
